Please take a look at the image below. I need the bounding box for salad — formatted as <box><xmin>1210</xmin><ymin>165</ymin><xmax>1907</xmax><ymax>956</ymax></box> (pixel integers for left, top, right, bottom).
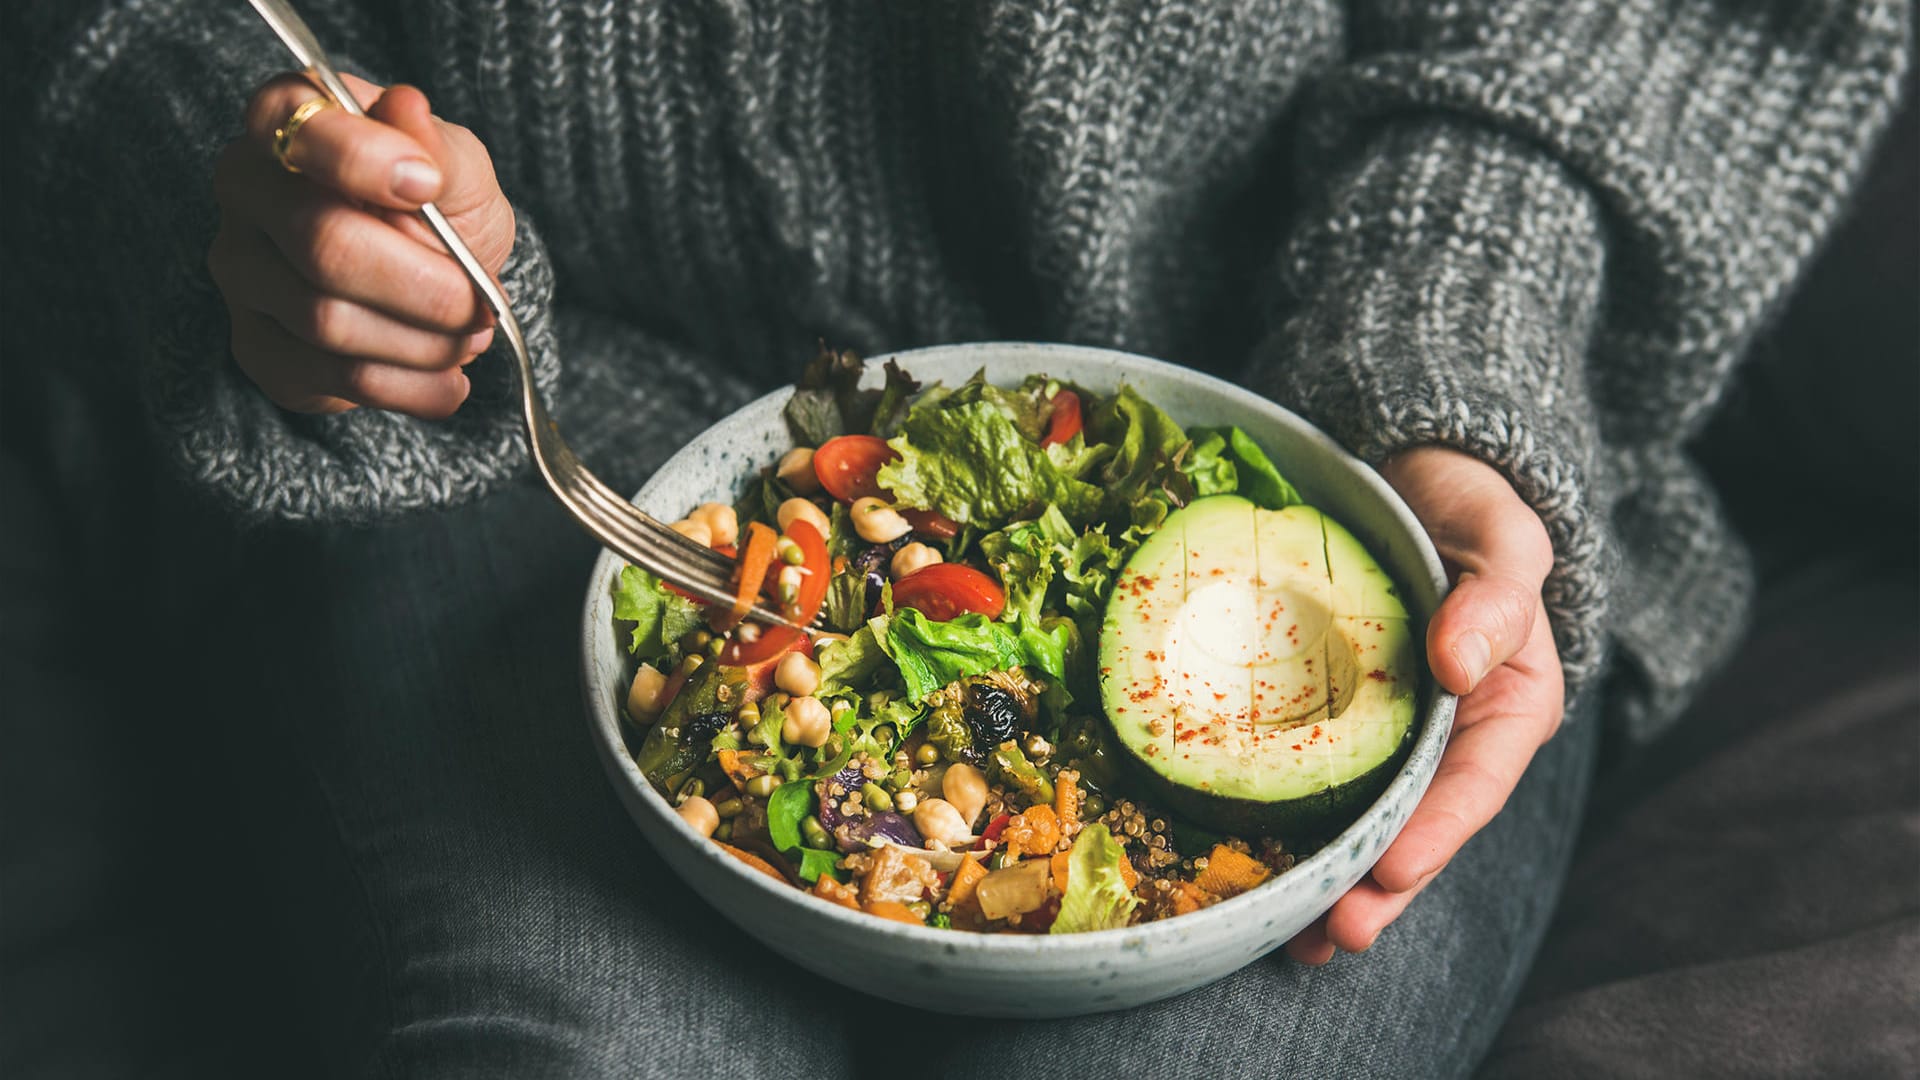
<box><xmin>614</xmin><ymin>349</ymin><xmax>1419</xmax><ymax>933</ymax></box>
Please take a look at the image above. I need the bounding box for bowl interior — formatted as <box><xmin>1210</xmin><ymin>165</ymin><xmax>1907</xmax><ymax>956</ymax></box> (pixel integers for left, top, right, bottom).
<box><xmin>579</xmin><ymin>342</ymin><xmax>1456</xmax><ymax>1016</ymax></box>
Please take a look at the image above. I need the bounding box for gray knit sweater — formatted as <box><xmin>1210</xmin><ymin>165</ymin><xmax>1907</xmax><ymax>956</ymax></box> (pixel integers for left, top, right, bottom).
<box><xmin>7</xmin><ymin>2</ymin><xmax>1908</xmax><ymax>738</ymax></box>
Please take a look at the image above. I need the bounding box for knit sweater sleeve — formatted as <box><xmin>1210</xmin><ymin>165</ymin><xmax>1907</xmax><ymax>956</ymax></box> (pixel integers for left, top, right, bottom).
<box><xmin>10</xmin><ymin>1</ymin><xmax>561</xmax><ymax>523</ymax></box>
<box><xmin>1253</xmin><ymin>1</ymin><xmax>1909</xmax><ymax>694</ymax></box>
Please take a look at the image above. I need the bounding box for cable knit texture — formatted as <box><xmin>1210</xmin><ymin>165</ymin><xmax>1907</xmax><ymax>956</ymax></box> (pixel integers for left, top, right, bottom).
<box><xmin>4</xmin><ymin>0</ymin><xmax>1907</xmax><ymax>738</ymax></box>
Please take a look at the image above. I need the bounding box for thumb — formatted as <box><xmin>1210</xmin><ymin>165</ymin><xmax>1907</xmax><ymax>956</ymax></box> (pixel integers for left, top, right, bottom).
<box><xmin>1429</xmin><ymin>567</ymin><xmax>1543</xmax><ymax>695</ymax></box>
<box><xmin>367</xmin><ymin>84</ymin><xmax>515</xmax><ymax>274</ymax></box>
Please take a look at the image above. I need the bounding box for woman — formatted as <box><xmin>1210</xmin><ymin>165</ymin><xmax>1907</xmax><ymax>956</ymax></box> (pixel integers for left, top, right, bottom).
<box><xmin>8</xmin><ymin>1</ymin><xmax>1907</xmax><ymax>1076</ymax></box>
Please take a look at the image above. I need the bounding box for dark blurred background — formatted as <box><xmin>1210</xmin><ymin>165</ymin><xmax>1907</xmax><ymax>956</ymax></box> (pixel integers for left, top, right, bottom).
<box><xmin>2</xmin><ymin>56</ymin><xmax>1913</xmax><ymax>1080</ymax></box>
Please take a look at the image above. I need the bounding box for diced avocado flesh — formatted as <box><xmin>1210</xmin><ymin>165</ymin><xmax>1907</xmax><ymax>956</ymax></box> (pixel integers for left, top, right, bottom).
<box><xmin>1097</xmin><ymin>496</ymin><xmax>1419</xmax><ymax>837</ymax></box>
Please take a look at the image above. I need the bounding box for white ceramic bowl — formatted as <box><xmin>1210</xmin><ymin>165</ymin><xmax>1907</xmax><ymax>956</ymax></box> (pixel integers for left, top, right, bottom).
<box><xmin>580</xmin><ymin>342</ymin><xmax>1455</xmax><ymax>1017</ymax></box>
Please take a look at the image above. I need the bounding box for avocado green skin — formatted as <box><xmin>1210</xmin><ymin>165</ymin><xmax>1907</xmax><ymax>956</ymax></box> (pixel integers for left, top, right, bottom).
<box><xmin>1112</xmin><ymin>718</ymin><xmax>1417</xmax><ymax>840</ymax></box>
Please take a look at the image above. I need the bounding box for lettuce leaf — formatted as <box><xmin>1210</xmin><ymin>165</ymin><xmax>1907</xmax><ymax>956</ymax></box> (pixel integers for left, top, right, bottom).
<box><xmin>822</xmin><ymin>570</ymin><xmax>871</xmax><ymax>634</ymax></box>
<box><xmin>1189</xmin><ymin>426</ymin><xmax>1302</xmax><ymax>510</ymax></box>
<box><xmin>817</xmin><ymin>624</ymin><xmax>890</xmax><ymax>696</ymax></box>
<box><xmin>784</xmin><ymin>348</ymin><xmax>923</xmax><ymax>444</ymax></box>
<box><xmin>877</xmin><ymin>400</ymin><xmax>1103</xmax><ymax>529</ymax></box>
<box><xmin>880</xmin><ymin>609</ymin><xmax>1024</xmax><ymax>701</ymax></box>
<box><xmin>978</xmin><ymin>505</ymin><xmax>1078</xmax><ymax>626</ymax></box>
<box><xmin>1050</xmin><ymin>823</ymin><xmax>1141</xmax><ymax>934</ymax></box>
<box><xmin>612</xmin><ymin>566</ymin><xmax>705</xmax><ymax>658</ymax></box>
<box><xmin>1085</xmin><ymin>384</ymin><xmax>1188</xmax><ymax>509</ymax></box>
<box><xmin>1179</xmin><ymin>429</ymin><xmax>1240</xmax><ymax>499</ymax></box>
<box><xmin>878</xmin><ymin>607</ymin><xmax>1071</xmax><ymax>703</ymax></box>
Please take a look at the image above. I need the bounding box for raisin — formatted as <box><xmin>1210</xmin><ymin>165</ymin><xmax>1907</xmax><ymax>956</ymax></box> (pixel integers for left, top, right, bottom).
<box><xmin>687</xmin><ymin>711</ymin><xmax>732</xmax><ymax>741</ymax></box>
<box><xmin>964</xmin><ymin>683</ymin><xmax>1021</xmax><ymax>752</ymax></box>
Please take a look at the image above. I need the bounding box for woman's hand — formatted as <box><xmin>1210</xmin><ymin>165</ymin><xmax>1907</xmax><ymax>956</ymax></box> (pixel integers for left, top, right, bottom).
<box><xmin>209</xmin><ymin>73</ymin><xmax>515</xmax><ymax>418</ymax></box>
<box><xmin>1286</xmin><ymin>446</ymin><xmax>1565</xmax><ymax>964</ymax></box>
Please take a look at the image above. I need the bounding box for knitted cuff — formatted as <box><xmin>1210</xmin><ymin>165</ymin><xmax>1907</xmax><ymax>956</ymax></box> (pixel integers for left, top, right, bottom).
<box><xmin>1251</xmin><ymin>119</ymin><xmax>1614</xmax><ymax>690</ymax></box>
<box><xmin>150</xmin><ymin>212</ymin><xmax>561</xmax><ymax>525</ymax></box>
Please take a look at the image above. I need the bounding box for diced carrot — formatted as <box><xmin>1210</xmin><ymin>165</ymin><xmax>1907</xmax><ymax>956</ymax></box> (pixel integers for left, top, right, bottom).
<box><xmin>812</xmin><ymin>874</ymin><xmax>860</xmax><ymax>911</ymax></box>
<box><xmin>1194</xmin><ymin>844</ymin><xmax>1270</xmax><ymax>898</ymax></box>
<box><xmin>716</xmin><ymin>749</ymin><xmax>762</xmax><ymax>792</ymax></box>
<box><xmin>1002</xmin><ymin>804</ymin><xmax>1060</xmax><ymax>860</ymax></box>
<box><xmin>1169</xmin><ymin>880</ymin><xmax>1212</xmax><ymax>917</ymax></box>
<box><xmin>1054</xmin><ymin>770</ymin><xmax>1080</xmax><ymax>836</ymax></box>
<box><xmin>862</xmin><ymin>900</ymin><xmax>923</xmax><ymax>925</ymax></box>
<box><xmin>715</xmin><ymin>841</ymin><xmax>787</xmax><ymax>884</ymax></box>
<box><xmin>946</xmin><ymin>854</ymin><xmax>988</xmax><ymax>909</ymax></box>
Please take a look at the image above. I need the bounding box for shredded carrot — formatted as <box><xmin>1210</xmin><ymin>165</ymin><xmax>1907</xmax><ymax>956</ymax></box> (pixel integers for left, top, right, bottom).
<box><xmin>715</xmin><ymin>841</ymin><xmax>787</xmax><ymax>884</ymax></box>
<box><xmin>947</xmin><ymin>854</ymin><xmax>988</xmax><ymax>909</ymax></box>
<box><xmin>862</xmin><ymin>900</ymin><xmax>923</xmax><ymax>925</ymax></box>
<box><xmin>812</xmin><ymin>875</ymin><xmax>860</xmax><ymax>911</ymax></box>
<box><xmin>1054</xmin><ymin>770</ymin><xmax>1080</xmax><ymax>836</ymax></box>
<box><xmin>1194</xmin><ymin>844</ymin><xmax>1270</xmax><ymax>898</ymax></box>
<box><xmin>718</xmin><ymin>521</ymin><xmax>777</xmax><ymax>630</ymax></box>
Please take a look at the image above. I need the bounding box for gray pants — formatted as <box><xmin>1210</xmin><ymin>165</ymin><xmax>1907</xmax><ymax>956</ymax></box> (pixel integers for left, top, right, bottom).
<box><xmin>211</xmin><ymin>478</ymin><xmax>1599</xmax><ymax>1079</ymax></box>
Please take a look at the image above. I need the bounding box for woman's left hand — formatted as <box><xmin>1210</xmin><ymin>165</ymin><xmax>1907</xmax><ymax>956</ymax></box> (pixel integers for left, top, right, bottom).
<box><xmin>1286</xmin><ymin>446</ymin><xmax>1566</xmax><ymax>964</ymax></box>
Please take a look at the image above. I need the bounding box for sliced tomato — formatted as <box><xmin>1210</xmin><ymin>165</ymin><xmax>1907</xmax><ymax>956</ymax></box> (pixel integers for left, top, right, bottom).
<box><xmin>734</xmin><ymin>635</ymin><xmax>812</xmax><ymax>700</ymax></box>
<box><xmin>780</xmin><ymin>520</ymin><xmax>831</xmax><ymax>625</ymax></box>
<box><xmin>813</xmin><ymin>435</ymin><xmax>962</xmax><ymax>537</ymax></box>
<box><xmin>812</xmin><ymin>435</ymin><xmax>894</xmax><ymax>503</ymax></box>
<box><xmin>720</xmin><ymin>625</ymin><xmax>804</xmax><ymax>668</ymax></box>
<box><xmin>981</xmin><ymin>813</ymin><xmax>1013</xmax><ymax>843</ymax></box>
<box><xmin>1041</xmin><ymin>389</ymin><xmax>1082</xmax><ymax>448</ymax></box>
<box><xmin>892</xmin><ymin>563</ymin><xmax>1007</xmax><ymax>621</ymax></box>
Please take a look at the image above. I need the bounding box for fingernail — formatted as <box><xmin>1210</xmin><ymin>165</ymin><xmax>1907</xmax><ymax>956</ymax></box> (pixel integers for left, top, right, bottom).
<box><xmin>466</xmin><ymin>327</ymin><xmax>495</xmax><ymax>354</ymax></box>
<box><xmin>1454</xmin><ymin>631</ymin><xmax>1492</xmax><ymax>685</ymax></box>
<box><xmin>391</xmin><ymin>158</ymin><xmax>442</xmax><ymax>202</ymax></box>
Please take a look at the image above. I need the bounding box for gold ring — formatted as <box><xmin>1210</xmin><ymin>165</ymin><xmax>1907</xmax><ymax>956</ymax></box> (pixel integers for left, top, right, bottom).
<box><xmin>271</xmin><ymin>97</ymin><xmax>333</xmax><ymax>174</ymax></box>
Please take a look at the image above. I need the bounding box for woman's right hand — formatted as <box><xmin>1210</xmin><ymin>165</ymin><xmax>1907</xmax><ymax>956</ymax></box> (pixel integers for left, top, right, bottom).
<box><xmin>209</xmin><ymin>73</ymin><xmax>515</xmax><ymax>418</ymax></box>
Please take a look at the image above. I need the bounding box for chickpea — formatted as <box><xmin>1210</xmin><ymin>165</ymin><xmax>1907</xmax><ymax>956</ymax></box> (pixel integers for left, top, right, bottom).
<box><xmin>913</xmin><ymin>798</ymin><xmax>974</xmax><ymax>846</ymax></box>
<box><xmin>675</xmin><ymin>795</ymin><xmax>719</xmax><ymax>838</ymax></box>
<box><xmin>776</xmin><ymin>447</ymin><xmax>821</xmax><ymax>495</ymax></box>
<box><xmin>668</xmin><ymin>518</ymin><xmax>713</xmax><ymax>547</ymax></box>
<box><xmin>626</xmin><ymin>662</ymin><xmax>668</xmax><ymax>721</ymax></box>
<box><xmin>687</xmin><ymin>502</ymin><xmax>739</xmax><ymax>547</ymax></box>
<box><xmin>782</xmin><ymin>695</ymin><xmax>832</xmax><ymax>748</ymax></box>
<box><xmin>850</xmin><ymin>497</ymin><xmax>913</xmax><ymax>544</ymax></box>
<box><xmin>895</xmin><ymin>790</ymin><xmax>920</xmax><ymax>814</ymax></box>
<box><xmin>777</xmin><ymin>497</ymin><xmax>831</xmax><ymax>538</ymax></box>
<box><xmin>774</xmin><ymin>651</ymin><xmax>822</xmax><ymax>697</ymax></box>
<box><xmin>890</xmin><ymin>542</ymin><xmax>943</xmax><ymax>580</ymax></box>
<box><xmin>941</xmin><ymin>762</ymin><xmax>989</xmax><ymax>827</ymax></box>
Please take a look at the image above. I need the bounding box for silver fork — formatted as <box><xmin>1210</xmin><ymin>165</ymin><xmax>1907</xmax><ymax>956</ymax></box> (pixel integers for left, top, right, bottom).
<box><xmin>245</xmin><ymin>0</ymin><xmax>814</xmax><ymax>633</ymax></box>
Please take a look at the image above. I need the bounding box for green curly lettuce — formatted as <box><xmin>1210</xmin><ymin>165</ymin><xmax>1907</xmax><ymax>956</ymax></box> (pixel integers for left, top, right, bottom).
<box><xmin>876</xmin><ymin>399</ymin><xmax>1103</xmax><ymax>530</ymax></box>
<box><xmin>612</xmin><ymin>566</ymin><xmax>704</xmax><ymax>660</ymax></box>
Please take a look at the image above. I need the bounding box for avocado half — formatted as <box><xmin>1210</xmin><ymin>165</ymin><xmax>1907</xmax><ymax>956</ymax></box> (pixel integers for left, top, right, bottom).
<box><xmin>1096</xmin><ymin>495</ymin><xmax>1418</xmax><ymax>838</ymax></box>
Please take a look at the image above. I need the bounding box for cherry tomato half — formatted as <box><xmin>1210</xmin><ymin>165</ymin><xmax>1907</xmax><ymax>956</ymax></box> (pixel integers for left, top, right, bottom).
<box><xmin>1041</xmin><ymin>389</ymin><xmax>1083</xmax><ymax>448</ymax></box>
<box><xmin>812</xmin><ymin>434</ymin><xmax>962</xmax><ymax>537</ymax></box>
<box><xmin>890</xmin><ymin>563</ymin><xmax>1006</xmax><ymax>621</ymax></box>
<box><xmin>812</xmin><ymin>435</ymin><xmax>893</xmax><ymax>503</ymax></box>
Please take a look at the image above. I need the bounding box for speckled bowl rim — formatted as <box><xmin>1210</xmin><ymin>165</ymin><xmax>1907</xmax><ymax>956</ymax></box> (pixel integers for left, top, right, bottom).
<box><xmin>581</xmin><ymin>341</ymin><xmax>1456</xmax><ymax>957</ymax></box>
